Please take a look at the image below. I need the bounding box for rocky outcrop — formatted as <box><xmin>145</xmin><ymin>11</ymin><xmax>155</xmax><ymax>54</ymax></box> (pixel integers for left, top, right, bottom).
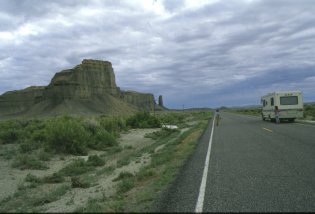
<box><xmin>0</xmin><ymin>86</ymin><xmax>44</xmax><ymax>116</ymax></box>
<box><xmin>158</xmin><ymin>95</ymin><xmax>163</xmax><ymax>107</ymax></box>
<box><xmin>45</xmin><ymin>59</ymin><xmax>119</xmax><ymax>100</ymax></box>
<box><xmin>121</xmin><ymin>91</ymin><xmax>155</xmax><ymax>111</ymax></box>
<box><xmin>0</xmin><ymin>59</ymin><xmax>164</xmax><ymax>118</ymax></box>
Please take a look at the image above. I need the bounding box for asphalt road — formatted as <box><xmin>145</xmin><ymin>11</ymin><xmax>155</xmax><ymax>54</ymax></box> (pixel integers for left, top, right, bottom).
<box><xmin>155</xmin><ymin>112</ymin><xmax>315</xmax><ymax>212</ymax></box>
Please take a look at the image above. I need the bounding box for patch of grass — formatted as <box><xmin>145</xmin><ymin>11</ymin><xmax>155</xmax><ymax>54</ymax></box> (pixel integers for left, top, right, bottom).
<box><xmin>59</xmin><ymin>158</ymin><xmax>93</xmax><ymax>176</ymax></box>
<box><xmin>71</xmin><ymin>176</ymin><xmax>91</xmax><ymax>188</ymax></box>
<box><xmin>136</xmin><ymin>168</ymin><xmax>156</xmax><ymax>182</ymax></box>
<box><xmin>116</xmin><ymin>157</ymin><xmax>131</xmax><ymax>168</ymax></box>
<box><xmin>25</xmin><ymin>173</ymin><xmax>42</xmax><ymax>183</ymax></box>
<box><xmin>304</xmin><ymin>104</ymin><xmax>315</xmax><ymax>120</ymax></box>
<box><xmin>76</xmin><ymin>197</ymin><xmax>104</xmax><ymax>212</ymax></box>
<box><xmin>106</xmin><ymin>145</ymin><xmax>123</xmax><ymax>156</ymax></box>
<box><xmin>32</xmin><ymin>184</ymin><xmax>70</xmax><ymax>206</ymax></box>
<box><xmin>0</xmin><ymin>146</ymin><xmax>17</xmax><ymax>160</ymax></box>
<box><xmin>18</xmin><ymin>140</ymin><xmax>39</xmax><ymax>153</ymax></box>
<box><xmin>87</xmin><ymin>155</ymin><xmax>106</xmax><ymax>166</ymax></box>
<box><xmin>37</xmin><ymin>150</ymin><xmax>52</xmax><ymax>161</ymax></box>
<box><xmin>113</xmin><ymin>171</ymin><xmax>134</xmax><ymax>182</ymax></box>
<box><xmin>12</xmin><ymin>154</ymin><xmax>48</xmax><ymax>170</ymax></box>
<box><xmin>124</xmin><ymin>145</ymin><xmax>133</xmax><ymax>150</ymax></box>
<box><xmin>117</xmin><ymin>178</ymin><xmax>135</xmax><ymax>194</ymax></box>
<box><xmin>24</xmin><ymin>173</ymin><xmax>42</xmax><ymax>188</ymax></box>
<box><xmin>96</xmin><ymin>166</ymin><xmax>115</xmax><ymax>176</ymax></box>
<box><xmin>0</xmin><ymin>184</ymin><xmax>70</xmax><ymax>212</ymax></box>
<box><xmin>42</xmin><ymin>172</ymin><xmax>65</xmax><ymax>183</ymax></box>
<box><xmin>144</xmin><ymin>128</ymin><xmax>179</xmax><ymax>141</ymax></box>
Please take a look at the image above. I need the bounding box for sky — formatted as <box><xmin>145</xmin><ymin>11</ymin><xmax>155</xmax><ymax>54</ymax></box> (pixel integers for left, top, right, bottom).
<box><xmin>0</xmin><ymin>0</ymin><xmax>315</xmax><ymax>109</ymax></box>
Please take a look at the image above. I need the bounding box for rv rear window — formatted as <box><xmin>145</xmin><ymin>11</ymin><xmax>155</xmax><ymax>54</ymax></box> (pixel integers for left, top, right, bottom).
<box><xmin>280</xmin><ymin>96</ymin><xmax>298</xmax><ymax>105</ymax></box>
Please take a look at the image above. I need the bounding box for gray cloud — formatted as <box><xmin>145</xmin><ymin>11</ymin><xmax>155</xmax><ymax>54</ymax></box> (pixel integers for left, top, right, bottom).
<box><xmin>0</xmin><ymin>0</ymin><xmax>315</xmax><ymax>109</ymax></box>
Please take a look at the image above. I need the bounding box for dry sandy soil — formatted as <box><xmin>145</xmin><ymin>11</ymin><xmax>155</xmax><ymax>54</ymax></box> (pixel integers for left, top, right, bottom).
<box><xmin>0</xmin><ymin>128</ymin><xmax>160</xmax><ymax>212</ymax></box>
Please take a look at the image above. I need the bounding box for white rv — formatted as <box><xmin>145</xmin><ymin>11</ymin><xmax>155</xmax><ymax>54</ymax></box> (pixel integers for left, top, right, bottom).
<box><xmin>261</xmin><ymin>91</ymin><xmax>303</xmax><ymax>122</ymax></box>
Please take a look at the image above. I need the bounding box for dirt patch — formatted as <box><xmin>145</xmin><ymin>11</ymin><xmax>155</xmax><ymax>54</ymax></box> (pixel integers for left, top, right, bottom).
<box><xmin>119</xmin><ymin>128</ymin><xmax>160</xmax><ymax>148</ymax></box>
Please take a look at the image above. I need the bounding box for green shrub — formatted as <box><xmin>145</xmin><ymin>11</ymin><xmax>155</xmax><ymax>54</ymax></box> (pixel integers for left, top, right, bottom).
<box><xmin>0</xmin><ymin>120</ymin><xmax>23</xmax><ymax>144</ymax></box>
<box><xmin>88</xmin><ymin>129</ymin><xmax>117</xmax><ymax>150</ymax></box>
<box><xmin>136</xmin><ymin>169</ymin><xmax>156</xmax><ymax>181</ymax></box>
<box><xmin>117</xmin><ymin>157</ymin><xmax>131</xmax><ymax>168</ymax></box>
<box><xmin>37</xmin><ymin>150</ymin><xmax>52</xmax><ymax>161</ymax></box>
<box><xmin>12</xmin><ymin>154</ymin><xmax>48</xmax><ymax>170</ymax></box>
<box><xmin>99</xmin><ymin>117</ymin><xmax>127</xmax><ymax>135</ymax></box>
<box><xmin>25</xmin><ymin>173</ymin><xmax>42</xmax><ymax>183</ymax></box>
<box><xmin>76</xmin><ymin>198</ymin><xmax>104</xmax><ymax>212</ymax></box>
<box><xmin>30</xmin><ymin>128</ymin><xmax>47</xmax><ymax>144</ymax></box>
<box><xmin>45</xmin><ymin>116</ymin><xmax>90</xmax><ymax>155</ymax></box>
<box><xmin>59</xmin><ymin>159</ymin><xmax>93</xmax><ymax>176</ymax></box>
<box><xmin>304</xmin><ymin>104</ymin><xmax>315</xmax><ymax>119</ymax></box>
<box><xmin>126</xmin><ymin>112</ymin><xmax>161</xmax><ymax>128</ymax></box>
<box><xmin>18</xmin><ymin>139</ymin><xmax>40</xmax><ymax>153</ymax></box>
<box><xmin>71</xmin><ymin>176</ymin><xmax>91</xmax><ymax>188</ymax></box>
<box><xmin>106</xmin><ymin>146</ymin><xmax>123</xmax><ymax>155</ymax></box>
<box><xmin>117</xmin><ymin>178</ymin><xmax>135</xmax><ymax>194</ymax></box>
<box><xmin>145</xmin><ymin>128</ymin><xmax>179</xmax><ymax>140</ymax></box>
<box><xmin>87</xmin><ymin>155</ymin><xmax>105</xmax><ymax>166</ymax></box>
<box><xmin>158</xmin><ymin>112</ymin><xmax>185</xmax><ymax>125</ymax></box>
<box><xmin>43</xmin><ymin>172</ymin><xmax>65</xmax><ymax>183</ymax></box>
<box><xmin>0</xmin><ymin>146</ymin><xmax>17</xmax><ymax>160</ymax></box>
<box><xmin>113</xmin><ymin>171</ymin><xmax>134</xmax><ymax>182</ymax></box>
<box><xmin>32</xmin><ymin>184</ymin><xmax>70</xmax><ymax>206</ymax></box>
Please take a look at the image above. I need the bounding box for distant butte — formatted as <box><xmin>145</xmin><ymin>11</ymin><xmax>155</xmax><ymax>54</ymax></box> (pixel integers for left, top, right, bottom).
<box><xmin>0</xmin><ymin>59</ymin><xmax>166</xmax><ymax>118</ymax></box>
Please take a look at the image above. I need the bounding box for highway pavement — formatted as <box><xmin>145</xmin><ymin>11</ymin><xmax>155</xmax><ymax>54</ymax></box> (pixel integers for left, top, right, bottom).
<box><xmin>155</xmin><ymin>112</ymin><xmax>315</xmax><ymax>212</ymax></box>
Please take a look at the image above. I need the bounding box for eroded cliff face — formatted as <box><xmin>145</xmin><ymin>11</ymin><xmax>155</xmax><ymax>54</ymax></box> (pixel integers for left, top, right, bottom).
<box><xmin>0</xmin><ymin>59</ymin><xmax>162</xmax><ymax>118</ymax></box>
<box><xmin>45</xmin><ymin>59</ymin><xmax>119</xmax><ymax>99</ymax></box>
<box><xmin>0</xmin><ymin>86</ymin><xmax>44</xmax><ymax>116</ymax></box>
<box><xmin>121</xmin><ymin>91</ymin><xmax>156</xmax><ymax>111</ymax></box>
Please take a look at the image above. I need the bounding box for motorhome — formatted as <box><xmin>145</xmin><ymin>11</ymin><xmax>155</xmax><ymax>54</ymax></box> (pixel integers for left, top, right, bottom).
<box><xmin>261</xmin><ymin>91</ymin><xmax>303</xmax><ymax>122</ymax></box>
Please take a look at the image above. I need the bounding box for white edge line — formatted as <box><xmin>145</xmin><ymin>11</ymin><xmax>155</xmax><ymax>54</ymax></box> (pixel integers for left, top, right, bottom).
<box><xmin>195</xmin><ymin>117</ymin><xmax>215</xmax><ymax>213</ymax></box>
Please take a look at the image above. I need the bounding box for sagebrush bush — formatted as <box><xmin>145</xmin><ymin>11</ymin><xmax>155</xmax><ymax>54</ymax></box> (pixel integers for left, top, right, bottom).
<box><xmin>116</xmin><ymin>178</ymin><xmax>135</xmax><ymax>194</ymax></box>
<box><xmin>0</xmin><ymin>120</ymin><xmax>23</xmax><ymax>144</ymax></box>
<box><xmin>12</xmin><ymin>154</ymin><xmax>48</xmax><ymax>170</ymax></box>
<box><xmin>126</xmin><ymin>111</ymin><xmax>161</xmax><ymax>128</ymax></box>
<box><xmin>43</xmin><ymin>172</ymin><xmax>65</xmax><ymax>183</ymax></box>
<box><xmin>87</xmin><ymin>155</ymin><xmax>105</xmax><ymax>166</ymax></box>
<box><xmin>304</xmin><ymin>104</ymin><xmax>315</xmax><ymax>119</ymax></box>
<box><xmin>59</xmin><ymin>159</ymin><xmax>93</xmax><ymax>176</ymax></box>
<box><xmin>25</xmin><ymin>173</ymin><xmax>42</xmax><ymax>183</ymax></box>
<box><xmin>88</xmin><ymin>129</ymin><xmax>117</xmax><ymax>150</ymax></box>
<box><xmin>112</xmin><ymin>171</ymin><xmax>134</xmax><ymax>182</ymax></box>
<box><xmin>45</xmin><ymin>116</ymin><xmax>90</xmax><ymax>155</ymax></box>
<box><xmin>98</xmin><ymin>117</ymin><xmax>127</xmax><ymax>136</ymax></box>
<box><xmin>71</xmin><ymin>176</ymin><xmax>91</xmax><ymax>188</ymax></box>
<box><xmin>158</xmin><ymin>112</ymin><xmax>185</xmax><ymax>125</ymax></box>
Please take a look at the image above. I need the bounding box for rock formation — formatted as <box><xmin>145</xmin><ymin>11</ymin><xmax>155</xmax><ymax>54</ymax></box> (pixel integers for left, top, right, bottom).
<box><xmin>0</xmin><ymin>59</ymin><xmax>164</xmax><ymax>118</ymax></box>
<box><xmin>158</xmin><ymin>95</ymin><xmax>163</xmax><ymax>107</ymax></box>
<box><xmin>45</xmin><ymin>59</ymin><xmax>119</xmax><ymax>100</ymax></box>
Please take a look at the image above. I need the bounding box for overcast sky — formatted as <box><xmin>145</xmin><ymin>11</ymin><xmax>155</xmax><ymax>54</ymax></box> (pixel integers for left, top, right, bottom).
<box><xmin>1</xmin><ymin>0</ymin><xmax>315</xmax><ymax>108</ymax></box>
